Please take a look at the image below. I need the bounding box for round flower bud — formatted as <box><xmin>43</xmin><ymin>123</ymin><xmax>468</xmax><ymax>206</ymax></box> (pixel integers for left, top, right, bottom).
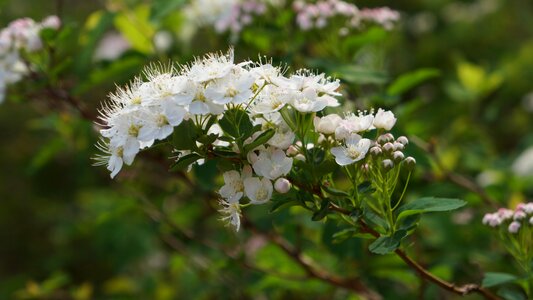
<box><xmin>42</xmin><ymin>15</ymin><xmax>61</xmax><ymax>29</ymax></box>
<box><xmin>393</xmin><ymin>151</ymin><xmax>404</xmax><ymax>163</ymax></box>
<box><xmin>382</xmin><ymin>142</ymin><xmax>394</xmax><ymax>153</ymax></box>
<box><xmin>393</xmin><ymin>141</ymin><xmax>404</xmax><ymax>151</ymax></box>
<box><xmin>382</xmin><ymin>159</ymin><xmax>394</xmax><ymax>171</ymax></box>
<box><xmin>286</xmin><ymin>145</ymin><xmax>299</xmax><ymax>156</ymax></box>
<box><xmin>247</xmin><ymin>151</ymin><xmax>259</xmax><ymax>164</ymax></box>
<box><xmin>404</xmin><ymin>156</ymin><xmax>416</xmax><ymax>171</ymax></box>
<box><xmin>373</xmin><ymin>109</ymin><xmax>397</xmax><ymax>130</ymax></box>
<box><xmin>295</xmin><ymin>154</ymin><xmax>306</xmax><ymax>161</ymax></box>
<box><xmin>274</xmin><ymin>178</ymin><xmax>291</xmax><ymax>194</ymax></box>
<box><xmin>508</xmin><ymin>221</ymin><xmax>521</xmax><ymax>234</ymax></box>
<box><xmin>314</xmin><ymin>114</ymin><xmax>342</xmax><ymax>135</ymax></box>
<box><xmin>377</xmin><ymin>133</ymin><xmax>394</xmax><ymax>145</ymax></box>
<box><xmin>397</xmin><ymin>136</ymin><xmax>409</xmax><ymax>146</ymax></box>
<box><xmin>370</xmin><ymin>146</ymin><xmax>382</xmax><ymax>157</ymax></box>
<box><xmin>530</xmin><ymin>216</ymin><xmax>533</xmax><ymax>225</ymax></box>
<box><xmin>513</xmin><ymin>211</ymin><xmax>526</xmax><ymax>220</ymax></box>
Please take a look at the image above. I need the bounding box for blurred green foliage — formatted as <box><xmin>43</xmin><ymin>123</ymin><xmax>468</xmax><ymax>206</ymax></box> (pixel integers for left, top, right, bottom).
<box><xmin>1</xmin><ymin>0</ymin><xmax>533</xmax><ymax>299</ymax></box>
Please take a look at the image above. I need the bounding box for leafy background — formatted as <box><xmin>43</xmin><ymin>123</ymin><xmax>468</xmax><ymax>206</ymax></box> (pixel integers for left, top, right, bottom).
<box><xmin>0</xmin><ymin>0</ymin><xmax>532</xmax><ymax>299</ymax></box>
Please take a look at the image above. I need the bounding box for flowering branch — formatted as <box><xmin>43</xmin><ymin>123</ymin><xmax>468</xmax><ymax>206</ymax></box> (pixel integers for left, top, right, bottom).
<box><xmin>14</xmin><ymin>47</ymin><xmax>504</xmax><ymax>299</ymax></box>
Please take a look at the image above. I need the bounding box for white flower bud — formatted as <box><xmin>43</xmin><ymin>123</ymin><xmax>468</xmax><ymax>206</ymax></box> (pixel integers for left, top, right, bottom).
<box><xmin>508</xmin><ymin>221</ymin><xmax>521</xmax><ymax>233</ymax></box>
<box><xmin>247</xmin><ymin>151</ymin><xmax>258</xmax><ymax>164</ymax></box>
<box><xmin>153</xmin><ymin>31</ymin><xmax>173</xmax><ymax>53</ymax></box>
<box><xmin>382</xmin><ymin>159</ymin><xmax>394</xmax><ymax>170</ymax></box>
<box><xmin>393</xmin><ymin>151</ymin><xmax>404</xmax><ymax>162</ymax></box>
<box><xmin>404</xmin><ymin>156</ymin><xmax>416</xmax><ymax>171</ymax></box>
<box><xmin>373</xmin><ymin>108</ymin><xmax>397</xmax><ymax>130</ymax></box>
<box><xmin>383</xmin><ymin>142</ymin><xmax>394</xmax><ymax>153</ymax></box>
<box><xmin>393</xmin><ymin>141</ymin><xmax>404</xmax><ymax>151</ymax></box>
<box><xmin>42</xmin><ymin>15</ymin><xmax>61</xmax><ymax>29</ymax></box>
<box><xmin>295</xmin><ymin>154</ymin><xmax>306</xmax><ymax>161</ymax></box>
<box><xmin>513</xmin><ymin>211</ymin><xmax>526</xmax><ymax>220</ymax></box>
<box><xmin>530</xmin><ymin>216</ymin><xmax>533</xmax><ymax>225</ymax></box>
<box><xmin>370</xmin><ymin>146</ymin><xmax>382</xmax><ymax>157</ymax></box>
<box><xmin>286</xmin><ymin>145</ymin><xmax>299</xmax><ymax>156</ymax></box>
<box><xmin>314</xmin><ymin>114</ymin><xmax>342</xmax><ymax>135</ymax></box>
<box><xmin>377</xmin><ymin>133</ymin><xmax>394</xmax><ymax>145</ymax></box>
<box><xmin>274</xmin><ymin>178</ymin><xmax>291</xmax><ymax>193</ymax></box>
<box><xmin>397</xmin><ymin>136</ymin><xmax>409</xmax><ymax>145</ymax></box>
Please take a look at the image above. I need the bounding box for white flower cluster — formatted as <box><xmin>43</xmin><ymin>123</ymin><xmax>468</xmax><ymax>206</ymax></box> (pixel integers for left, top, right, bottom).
<box><xmin>482</xmin><ymin>203</ymin><xmax>533</xmax><ymax>233</ymax></box>
<box><xmin>293</xmin><ymin>0</ymin><xmax>400</xmax><ymax>32</ymax></box>
<box><xmin>95</xmin><ymin>49</ymin><xmax>340</xmax><ymax>178</ymax></box>
<box><xmin>182</xmin><ymin>0</ymin><xmax>278</xmax><ymax>36</ymax></box>
<box><xmin>0</xmin><ymin>16</ymin><xmax>60</xmax><ymax>103</ymax></box>
<box><xmin>180</xmin><ymin>0</ymin><xmax>399</xmax><ymax>39</ymax></box>
<box><xmin>96</xmin><ymin>48</ymin><xmax>410</xmax><ymax>231</ymax></box>
<box><xmin>315</xmin><ymin>109</ymin><xmax>408</xmax><ymax>167</ymax></box>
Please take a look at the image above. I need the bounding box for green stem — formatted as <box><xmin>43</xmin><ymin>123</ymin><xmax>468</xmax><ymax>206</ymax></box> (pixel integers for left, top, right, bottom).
<box><xmin>392</xmin><ymin>171</ymin><xmax>411</xmax><ymax>211</ymax></box>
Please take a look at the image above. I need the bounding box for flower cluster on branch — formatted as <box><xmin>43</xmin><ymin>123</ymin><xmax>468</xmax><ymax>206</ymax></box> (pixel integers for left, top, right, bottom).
<box><xmin>96</xmin><ymin>49</ymin><xmax>418</xmax><ymax>234</ymax></box>
<box><xmin>0</xmin><ymin>16</ymin><xmax>60</xmax><ymax>103</ymax></box>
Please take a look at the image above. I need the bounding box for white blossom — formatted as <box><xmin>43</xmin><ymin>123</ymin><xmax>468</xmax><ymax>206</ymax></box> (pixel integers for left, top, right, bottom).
<box><xmin>252</xmin><ymin>147</ymin><xmax>293</xmax><ymax>180</ymax></box>
<box><xmin>244</xmin><ymin>177</ymin><xmax>273</xmax><ymax>204</ymax></box>
<box><xmin>314</xmin><ymin>114</ymin><xmax>342</xmax><ymax>135</ymax></box>
<box><xmin>335</xmin><ymin>112</ymin><xmax>374</xmax><ymax>139</ymax></box>
<box><xmin>205</xmin><ymin>68</ymin><xmax>255</xmax><ymax>104</ymax></box>
<box><xmin>219</xmin><ymin>166</ymin><xmax>252</xmax><ymax>201</ymax></box>
<box><xmin>219</xmin><ymin>194</ymin><xmax>242</xmax><ymax>231</ymax></box>
<box><xmin>331</xmin><ymin>134</ymin><xmax>371</xmax><ymax>166</ymax></box>
<box><xmin>373</xmin><ymin>108</ymin><xmax>396</xmax><ymax>130</ymax></box>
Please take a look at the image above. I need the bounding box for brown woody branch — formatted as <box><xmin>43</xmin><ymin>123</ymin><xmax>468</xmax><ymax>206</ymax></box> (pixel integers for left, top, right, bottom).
<box><xmin>329</xmin><ymin>203</ymin><xmax>500</xmax><ymax>300</ymax></box>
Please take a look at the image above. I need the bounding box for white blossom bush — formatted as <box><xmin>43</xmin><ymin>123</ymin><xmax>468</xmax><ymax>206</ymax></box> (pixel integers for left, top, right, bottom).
<box><xmin>95</xmin><ymin>48</ymin><xmax>469</xmax><ymax>256</ymax></box>
<box><xmin>180</xmin><ymin>0</ymin><xmax>399</xmax><ymax>40</ymax></box>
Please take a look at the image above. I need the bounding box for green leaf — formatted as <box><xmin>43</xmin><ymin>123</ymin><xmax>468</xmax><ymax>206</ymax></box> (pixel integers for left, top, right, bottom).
<box><xmin>315</xmin><ymin>159</ymin><xmax>337</xmax><ymax>177</ymax></box>
<box><xmin>322</xmin><ymin>186</ymin><xmax>349</xmax><ymax>197</ymax></box>
<box><xmin>368</xmin><ymin>230</ymin><xmax>407</xmax><ymax>255</ymax></box>
<box><xmin>387</xmin><ymin>68</ymin><xmax>440</xmax><ymax>96</ymax></box>
<box><xmin>218</xmin><ymin>108</ymin><xmax>254</xmax><ymax>139</ymax></box>
<box><xmin>75</xmin><ymin>10</ymin><xmax>114</xmax><ymax>76</ymax></box>
<box><xmin>333</xmin><ymin>65</ymin><xmax>388</xmax><ymax>85</ymax></box>
<box><xmin>212</xmin><ymin>149</ymin><xmax>239</xmax><ymax>158</ymax></box>
<box><xmin>197</xmin><ymin>133</ymin><xmax>218</xmax><ymax>145</ymax></box>
<box><xmin>244</xmin><ymin>129</ymin><xmax>275</xmax><ymax>154</ymax></box>
<box><xmin>172</xmin><ymin>120</ymin><xmax>200</xmax><ymax>150</ymax></box>
<box><xmin>332</xmin><ymin>228</ymin><xmax>374</xmax><ymax>243</ymax></box>
<box><xmin>482</xmin><ymin>272</ymin><xmax>519</xmax><ymax>288</ymax></box>
<box><xmin>74</xmin><ymin>56</ymin><xmax>144</xmax><ymax>94</ymax></box>
<box><xmin>396</xmin><ymin>214</ymin><xmax>420</xmax><ymax>232</ymax></box>
<box><xmin>312</xmin><ymin>199</ymin><xmax>330</xmax><ymax>221</ymax></box>
<box><xmin>342</xmin><ymin>27</ymin><xmax>387</xmax><ymax>53</ymax></box>
<box><xmin>170</xmin><ymin>153</ymin><xmax>202</xmax><ymax>171</ymax></box>
<box><xmin>396</xmin><ymin>197</ymin><xmax>467</xmax><ymax>224</ymax></box>
<box><xmin>150</xmin><ymin>0</ymin><xmax>186</xmax><ymax>22</ymax></box>
<box><xmin>270</xmin><ymin>194</ymin><xmax>299</xmax><ymax>213</ymax></box>
<box><xmin>362</xmin><ymin>208</ymin><xmax>389</xmax><ymax>234</ymax></box>
<box><xmin>114</xmin><ymin>4</ymin><xmax>155</xmax><ymax>54</ymax></box>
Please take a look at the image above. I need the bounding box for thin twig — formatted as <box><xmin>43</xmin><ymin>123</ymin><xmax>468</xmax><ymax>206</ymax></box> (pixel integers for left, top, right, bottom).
<box><xmin>243</xmin><ymin>219</ymin><xmax>382</xmax><ymax>300</ymax></box>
